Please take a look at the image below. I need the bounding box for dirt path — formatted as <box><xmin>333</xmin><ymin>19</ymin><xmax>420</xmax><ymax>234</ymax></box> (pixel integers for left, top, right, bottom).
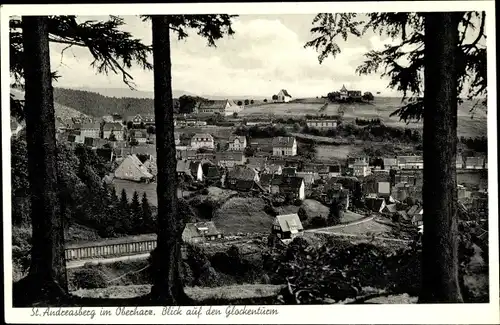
<box><xmin>66</xmin><ymin>253</ymin><xmax>150</xmax><ymax>269</ymax></box>
<box><xmin>305</xmin><ymin>216</ymin><xmax>412</xmax><ymax>243</ymax></box>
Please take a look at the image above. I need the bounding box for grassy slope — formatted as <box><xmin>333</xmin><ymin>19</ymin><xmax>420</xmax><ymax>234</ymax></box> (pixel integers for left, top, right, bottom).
<box><xmin>242</xmin><ymin>97</ymin><xmax>487</xmax><ymax>138</ymax></box>
<box><xmin>11</xmin><ymin>88</ymin><xmax>91</xmax><ymax>122</ymax></box>
<box><xmin>213</xmin><ymin>197</ymin><xmax>272</xmax><ymax>234</ymax></box>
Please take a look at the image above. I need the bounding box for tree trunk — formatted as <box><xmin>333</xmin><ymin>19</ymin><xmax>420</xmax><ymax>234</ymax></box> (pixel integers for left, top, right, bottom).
<box><xmin>14</xmin><ymin>16</ymin><xmax>68</xmax><ymax>306</ymax></box>
<box><xmin>150</xmin><ymin>15</ymin><xmax>190</xmax><ymax>305</ymax></box>
<box><xmin>419</xmin><ymin>12</ymin><xmax>463</xmax><ymax>303</ymax></box>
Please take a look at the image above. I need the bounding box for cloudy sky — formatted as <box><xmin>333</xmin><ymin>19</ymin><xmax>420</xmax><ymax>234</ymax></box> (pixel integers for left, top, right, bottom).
<box><xmin>45</xmin><ymin>14</ymin><xmax>457</xmax><ymax>98</ymax></box>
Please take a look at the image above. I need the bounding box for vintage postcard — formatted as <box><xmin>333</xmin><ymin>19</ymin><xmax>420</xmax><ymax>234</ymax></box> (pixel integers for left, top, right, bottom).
<box><xmin>1</xmin><ymin>1</ymin><xmax>498</xmax><ymax>324</ymax></box>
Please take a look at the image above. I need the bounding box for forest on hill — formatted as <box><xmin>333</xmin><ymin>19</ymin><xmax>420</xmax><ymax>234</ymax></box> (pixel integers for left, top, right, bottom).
<box><xmin>52</xmin><ymin>88</ymin><xmax>202</xmax><ymax>117</ymax></box>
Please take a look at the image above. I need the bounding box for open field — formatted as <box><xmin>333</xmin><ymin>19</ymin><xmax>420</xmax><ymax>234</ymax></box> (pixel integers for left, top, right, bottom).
<box><xmin>241</xmin><ymin>97</ymin><xmax>487</xmax><ymax>138</ymax></box>
<box><xmin>239</xmin><ymin>102</ymin><xmax>325</xmax><ymax>116</ymax></box>
<box><xmin>213</xmin><ymin>197</ymin><xmax>273</xmax><ymax>234</ymax></box>
<box><xmin>315</xmin><ymin>144</ymin><xmax>365</xmax><ymax>161</ymax></box>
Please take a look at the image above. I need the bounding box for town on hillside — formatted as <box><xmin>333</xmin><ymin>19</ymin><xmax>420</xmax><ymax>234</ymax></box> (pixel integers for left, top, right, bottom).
<box><xmin>9</xmin><ymin>10</ymin><xmax>491</xmax><ymax>310</ymax></box>
<box><xmin>10</xmin><ymin>84</ymin><xmax>490</xmax><ymax>305</ymax></box>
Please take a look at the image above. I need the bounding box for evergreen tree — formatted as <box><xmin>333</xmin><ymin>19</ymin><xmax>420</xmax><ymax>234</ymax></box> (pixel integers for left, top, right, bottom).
<box><xmin>141</xmin><ymin>192</ymin><xmax>153</xmax><ymax>232</ymax></box>
<box><xmin>305</xmin><ymin>11</ymin><xmax>486</xmax><ymax>303</ymax></box>
<box><xmin>130</xmin><ymin>191</ymin><xmax>142</xmax><ymax>232</ymax></box>
<box><xmin>120</xmin><ymin>189</ymin><xmax>129</xmax><ymax>212</ymax></box>
<box><xmin>149</xmin><ymin>13</ymin><xmax>235</xmax><ymax>304</ymax></box>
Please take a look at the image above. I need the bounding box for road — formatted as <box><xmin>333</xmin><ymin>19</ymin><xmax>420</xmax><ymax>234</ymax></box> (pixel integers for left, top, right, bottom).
<box><xmin>305</xmin><ymin>216</ymin><xmax>412</xmax><ymax>244</ymax></box>
<box><xmin>66</xmin><ymin>253</ymin><xmax>150</xmax><ymax>269</ymax></box>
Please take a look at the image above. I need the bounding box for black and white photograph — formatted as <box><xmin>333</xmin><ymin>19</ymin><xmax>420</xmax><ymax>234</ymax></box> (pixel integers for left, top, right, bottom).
<box><xmin>1</xmin><ymin>1</ymin><xmax>498</xmax><ymax>324</ymax></box>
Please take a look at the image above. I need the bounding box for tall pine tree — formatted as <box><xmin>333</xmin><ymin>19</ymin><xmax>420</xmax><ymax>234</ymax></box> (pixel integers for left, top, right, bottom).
<box><xmin>141</xmin><ymin>192</ymin><xmax>153</xmax><ymax>233</ymax></box>
<box><xmin>148</xmin><ymin>14</ymin><xmax>235</xmax><ymax>304</ymax></box>
<box><xmin>10</xmin><ymin>15</ymin><xmax>152</xmax><ymax>304</ymax></box>
<box><xmin>130</xmin><ymin>191</ymin><xmax>142</xmax><ymax>234</ymax></box>
<box><xmin>304</xmin><ymin>11</ymin><xmax>486</xmax><ymax>303</ymax></box>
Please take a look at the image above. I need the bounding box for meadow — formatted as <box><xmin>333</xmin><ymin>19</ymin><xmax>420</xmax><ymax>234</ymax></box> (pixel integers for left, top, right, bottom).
<box><xmin>240</xmin><ymin>97</ymin><xmax>487</xmax><ymax>138</ymax></box>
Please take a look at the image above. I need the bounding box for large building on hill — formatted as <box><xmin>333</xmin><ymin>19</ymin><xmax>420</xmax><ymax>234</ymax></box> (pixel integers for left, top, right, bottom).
<box><xmin>338</xmin><ymin>85</ymin><xmax>362</xmax><ymax>101</ymax></box>
<box><xmin>274</xmin><ymin>89</ymin><xmax>292</xmax><ymax>103</ymax></box>
<box><xmin>197</xmin><ymin>99</ymin><xmax>244</xmax><ymax>116</ymax></box>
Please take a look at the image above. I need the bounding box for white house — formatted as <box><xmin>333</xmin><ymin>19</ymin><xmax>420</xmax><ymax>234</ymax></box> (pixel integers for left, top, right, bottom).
<box><xmin>276</xmin><ymin>89</ymin><xmax>292</xmax><ymax>103</ymax></box>
<box><xmin>103</xmin><ymin>122</ymin><xmax>125</xmax><ymax>141</ymax></box>
<box><xmin>78</xmin><ymin>122</ymin><xmax>101</xmax><ymax>139</ymax></box>
<box><xmin>306</xmin><ymin>120</ymin><xmax>338</xmax><ymax>129</ymax></box>
<box><xmin>272</xmin><ymin>136</ymin><xmax>297</xmax><ymax>156</ymax></box>
<box><xmin>353</xmin><ymin>160</ymin><xmax>371</xmax><ymax>177</ymax></box>
<box><xmin>191</xmin><ymin>133</ymin><xmax>215</xmax><ymax>150</ymax></box>
<box><xmin>397</xmin><ymin>155</ymin><xmax>424</xmax><ymax>169</ymax></box>
<box><xmin>228</xmin><ymin>135</ymin><xmax>247</xmax><ymax>151</ymax></box>
<box><xmin>197</xmin><ymin>99</ymin><xmax>243</xmax><ymax>116</ymax></box>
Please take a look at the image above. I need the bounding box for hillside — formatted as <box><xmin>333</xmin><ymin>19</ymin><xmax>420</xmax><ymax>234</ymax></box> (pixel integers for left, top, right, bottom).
<box><xmin>11</xmin><ymin>88</ymin><xmax>91</xmax><ymax>122</ymax></box>
<box><xmin>242</xmin><ymin>97</ymin><xmax>488</xmax><ymax>138</ymax></box>
<box><xmin>52</xmin><ymin>87</ymin><xmax>159</xmax><ymax>118</ymax></box>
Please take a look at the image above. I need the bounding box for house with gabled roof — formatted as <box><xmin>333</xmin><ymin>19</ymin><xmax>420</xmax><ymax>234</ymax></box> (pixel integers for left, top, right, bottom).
<box><xmin>225</xmin><ymin>166</ymin><xmax>259</xmax><ymax>190</ymax></box>
<box><xmin>383</xmin><ymin>158</ymin><xmax>398</xmax><ymax>170</ymax></box>
<box><xmin>142</xmin><ymin>157</ymin><xmax>157</xmax><ymax>177</ymax></box>
<box><xmin>205</xmin><ymin>165</ymin><xmax>221</xmax><ymax>182</ymax></box>
<box><xmin>182</xmin><ymin>222</ymin><xmax>222</xmax><ymax>244</ymax></box>
<box><xmin>271</xmin><ymin>214</ymin><xmax>304</xmax><ymax>240</ymax></box>
<box><xmin>103</xmin><ymin>122</ymin><xmax>126</xmax><ymax>141</ymax></box>
<box><xmin>114</xmin><ymin>154</ymin><xmax>154</xmax><ymax>182</ymax></box>
<box><xmin>215</xmin><ymin>151</ymin><xmax>245</xmax><ymax>168</ymax></box>
<box><xmin>246</xmin><ymin>156</ymin><xmax>268</xmax><ymax>171</ymax></box>
<box><xmin>353</xmin><ymin>160</ymin><xmax>371</xmax><ymax>177</ymax></box>
<box><xmin>270</xmin><ymin>175</ymin><xmax>305</xmax><ymax>200</ymax></box>
<box><xmin>328</xmin><ymin>165</ymin><xmax>342</xmax><ymax>178</ymax></box>
<box><xmin>397</xmin><ymin>155</ymin><xmax>424</xmax><ymax>169</ymax></box>
<box><xmin>191</xmin><ymin>133</ymin><xmax>214</xmax><ymax>150</ymax></box>
<box><xmin>296</xmin><ymin>172</ymin><xmax>318</xmax><ymax>187</ymax></box>
<box><xmin>272</xmin><ymin>136</ymin><xmax>297</xmax><ymax>156</ymax></box>
<box><xmin>228</xmin><ymin>135</ymin><xmax>247</xmax><ymax>151</ymax></box>
<box><xmin>197</xmin><ymin>99</ymin><xmax>243</xmax><ymax>116</ymax></box>
<box><xmin>276</xmin><ymin>89</ymin><xmax>292</xmax><ymax>103</ymax></box>
<box><xmin>130</xmin><ymin>129</ymin><xmax>148</xmax><ymax>143</ymax></box>
<box><xmin>365</xmin><ymin>197</ymin><xmax>386</xmax><ymax>213</ymax></box>
<box><xmin>77</xmin><ymin>122</ymin><xmax>101</xmax><ymax>139</ymax></box>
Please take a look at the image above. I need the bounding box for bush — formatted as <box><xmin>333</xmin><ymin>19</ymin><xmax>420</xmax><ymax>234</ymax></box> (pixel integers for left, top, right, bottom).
<box><xmin>293</xmin><ymin>199</ymin><xmax>303</xmax><ymax>206</ymax></box>
<box><xmin>71</xmin><ymin>266</ymin><xmax>108</xmax><ymax>289</ymax></box>
<box><xmin>297</xmin><ymin>207</ymin><xmax>308</xmax><ymax>221</ymax></box>
<box><xmin>264</xmin><ymin>205</ymin><xmax>278</xmax><ymax>216</ymax></box>
<box><xmin>309</xmin><ymin>216</ymin><xmax>327</xmax><ymax>228</ymax></box>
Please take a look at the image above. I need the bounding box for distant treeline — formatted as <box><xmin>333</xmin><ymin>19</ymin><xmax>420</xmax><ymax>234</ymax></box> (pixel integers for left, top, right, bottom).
<box><xmin>53</xmin><ymin>88</ymin><xmax>208</xmax><ymax>117</ymax></box>
<box><xmin>234</xmin><ymin>125</ymin><xmax>288</xmax><ymax>138</ymax></box>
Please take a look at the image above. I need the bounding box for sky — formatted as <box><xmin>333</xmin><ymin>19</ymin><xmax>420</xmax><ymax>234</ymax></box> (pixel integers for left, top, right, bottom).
<box><xmin>45</xmin><ymin>14</ymin><xmax>480</xmax><ymax>99</ymax></box>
